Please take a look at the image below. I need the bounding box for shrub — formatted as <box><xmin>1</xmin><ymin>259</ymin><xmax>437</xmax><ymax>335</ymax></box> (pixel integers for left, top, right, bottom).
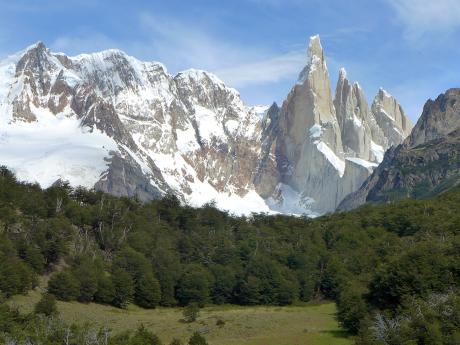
<box><xmin>94</xmin><ymin>275</ymin><xmax>115</xmax><ymax>305</ymax></box>
<box><xmin>182</xmin><ymin>303</ymin><xmax>200</xmax><ymax>323</ymax></box>
<box><xmin>129</xmin><ymin>325</ymin><xmax>163</xmax><ymax>345</ymax></box>
<box><xmin>34</xmin><ymin>293</ymin><xmax>57</xmax><ymax>316</ymax></box>
<box><xmin>47</xmin><ymin>271</ymin><xmax>79</xmax><ymax>301</ymax></box>
<box><xmin>188</xmin><ymin>332</ymin><xmax>208</xmax><ymax>345</ymax></box>
<box><xmin>112</xmin><ymin>268</ymin><xmax>134</xmax><ymax>308</ymax></box>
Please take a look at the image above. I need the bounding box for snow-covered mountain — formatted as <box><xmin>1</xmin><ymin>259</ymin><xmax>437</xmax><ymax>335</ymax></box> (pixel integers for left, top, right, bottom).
<box><xmin>0</xmin><ymin>37</ymin><xmax>412</xmax><ymax>216</ymax></box>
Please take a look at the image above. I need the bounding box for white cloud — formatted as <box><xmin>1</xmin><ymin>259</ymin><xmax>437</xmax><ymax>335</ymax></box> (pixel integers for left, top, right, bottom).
<box><xmin>138</xmin><ymin>13</ymin><xmax>261</xmax><ymax>71</ymax></box>
<box><xmin>215</xmin><ymin>50</ymin><xmax>305</xmax><ymax>87</ymax></box>
<box><xmin>139</xmin><ymin>13</ymin><xmax>308</xmax><ymax>87</ymax></box>
<box><xmin>50</xmin><ymin>13</ymin><xmax>308</xmax><ymax>89</ymax></box>
<box><xmin>52</xmin><ymin>33</ymin><xmax>118</xmax><ymax>55</ymax></box>
<box><xmin>386</xmin><ymin>0</ymin><xmax>460</xmax><ymax>40</ymax></box>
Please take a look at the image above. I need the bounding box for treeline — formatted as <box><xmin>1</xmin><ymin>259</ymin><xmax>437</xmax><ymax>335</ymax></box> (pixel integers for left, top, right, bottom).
<box><xmin>2</xmin><ymin>166</ymin><xmax>460</xmax><ymax>343</ymax></box>
<box><xmin>0</xmin><ymin>166</ymin><xmax>321</xmax><ymax>309</ymax></box>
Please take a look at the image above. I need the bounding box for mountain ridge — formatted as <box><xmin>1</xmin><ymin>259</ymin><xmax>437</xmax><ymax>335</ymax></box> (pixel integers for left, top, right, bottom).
<box><xmin>0</xmin><ymin>36</ymin><xmax>412</xmax><ymax>215</ymax></box>
<box><xmin>338</xmin><ymin>88</ymin><xmax>460</xmax><ymax>210</ymax></box>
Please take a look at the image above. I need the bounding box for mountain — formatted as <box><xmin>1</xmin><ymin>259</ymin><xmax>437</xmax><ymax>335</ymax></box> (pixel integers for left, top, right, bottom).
<box><xmin>338</xmin><ymin>88</ymin><xmax>460</xmax><ymax>210</ymax></box>
<box><xmin>0</xmin><ymin>37</ymin><xmax>412</xmax><ymax>215</ymax></box>
<box><xmin>0</xmin><ymin>42</ymin><xmax>266</xmax><ymax>214</ymax></box>
<box><xmin>253</xmin><ymin>36</ymin><xmax>412</xmax><ymax>214</ymax></box>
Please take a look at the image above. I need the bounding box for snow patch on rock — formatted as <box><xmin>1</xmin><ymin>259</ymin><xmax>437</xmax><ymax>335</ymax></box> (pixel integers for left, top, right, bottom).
<box><xmin>265</xmin><ymin>183</ymin><xmax>319</xmax><ymax>217</ymax></box>
<box><xmin>346</xmin><ymin>157</ymin><xmax>378</xmax><ymax>172</ymax></box>
<box><xmin>316</xmin><ymin>141</ymin><xmax>345</xmax><ymax>177</ymax></box>
<box><xmin>371</xmin><ymin>140</ymin><xmax>385</xmax><ymax>162</ymax></box>
<box><xmin>0</xmin><ymin>105</ymin><xmax>117</xmax><ymax>188</ymax></box>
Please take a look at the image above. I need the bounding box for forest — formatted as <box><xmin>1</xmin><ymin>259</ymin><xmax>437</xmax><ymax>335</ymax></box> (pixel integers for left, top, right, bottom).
<box><xmin>1</xmin><ymin>165</ymin><xmax>460</xmax><ymax>344</ymax></box>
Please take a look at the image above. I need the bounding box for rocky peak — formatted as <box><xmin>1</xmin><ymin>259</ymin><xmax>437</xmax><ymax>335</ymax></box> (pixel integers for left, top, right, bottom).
<box><xmin>11</xmin><ymin>41</ymin><xmax>72</xmax><ymax>121</ymax></box>
<box><xmin>174</xmin><ymin>69</ymin><xmax>240</xmax><ymax>111</ymax></box>
<box><xmin>254</xmin><ymin>35</ymin><xmax>349</xmax><ymax>214</ymax></box>
<box><xmin>73</xmin><ymin>50</ymin><xmax>146</xmax><ymax>96</ymax></box>
<box><xmin>289</xmin><ymin>35</ymin><xmax>342</xmax><ymax>152</ymax></box>
<box><xmin>371</xmin><ymin>88</ymin><xmax>413</xmax><ymax>146</ymax></box>
<box><xmin>338</xmin><ymin>88</ymin><xmax>460</xmax><ymax>211</ymax></box>
<box><xmin>255</xmin><ymin>35</ymin><xmax>413</xmax><ymax>214</ymax></box>
<box><xmin>261</xmin><ymin>102</ymin><xmax>280</xmax><ymax>129</ymax></box>
<box><xmin>334</xmin><ymin>68</ymin><xmax>351</xmax><ymax>128</ymax></box>
<box><xmin>407</xmin><ymin>88</ymin><xmax>460</xmax><ymax>147</ymax></box>
<box><xmin>334</xmin><ymin>68</ymin><xmax>374</xmax><ymax>160</ymax></box>
<box><xmin>16</xmin><ymin>42</ymin><xmax>55</xmax><ymax>75</ymax></box>
<box><xmin>297</xmin><ymin>35</ymin><xmax>325</xmax><ymax>84</ymax></box>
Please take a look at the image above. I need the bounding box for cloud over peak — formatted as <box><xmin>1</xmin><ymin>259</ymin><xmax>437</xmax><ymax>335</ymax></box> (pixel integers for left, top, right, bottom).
<box><xmin>387</xmin><ymin>0</ymin><xmax>460</xmax><ymax>40</ymax></box>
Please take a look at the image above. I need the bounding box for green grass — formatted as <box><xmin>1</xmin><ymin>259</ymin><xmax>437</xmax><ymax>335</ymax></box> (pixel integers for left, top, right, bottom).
<box><xmin>9</xmin><ymin>291</ymin><xmax>352</xmax><ymax>345</ymax></box>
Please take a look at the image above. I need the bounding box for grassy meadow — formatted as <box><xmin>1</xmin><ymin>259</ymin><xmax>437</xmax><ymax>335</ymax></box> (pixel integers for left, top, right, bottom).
<box><xmin>9</xmin><ymin>291</ymin><xmax>352</xmax><ymax>345</ymax></box>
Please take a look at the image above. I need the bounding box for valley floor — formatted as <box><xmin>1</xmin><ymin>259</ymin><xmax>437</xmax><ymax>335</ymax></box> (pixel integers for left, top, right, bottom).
<box><xmin>9</xmin><ymin>291</ymin><xmax>351</xmax><ymax>345</ymax></box>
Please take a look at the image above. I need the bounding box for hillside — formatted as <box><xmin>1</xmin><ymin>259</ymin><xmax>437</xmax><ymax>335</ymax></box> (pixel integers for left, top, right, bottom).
<box><xmin>2</xmin><ymin>166</ymin><xmax>460</xmax><ymax>343</ymax></box>
<box><xmin>339</xmin><ymin>88</ymin><xmax>460</xmax><ymax>210</ymax></box>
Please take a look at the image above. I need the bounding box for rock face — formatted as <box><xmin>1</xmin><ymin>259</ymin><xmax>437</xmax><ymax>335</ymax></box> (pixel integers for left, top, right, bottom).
<box><xmin>371</xmin><ymin>88</ymin><xmax>413</xmax><ymax>147</ymax></box>
<box><xmin>338</xmin><ymin>88</ymin><xmax>460</xmax><ymax>211</ymax></box>
<box><xmin>0</xmin><ymin>42</ymin><xmax>266</xmax><ymax>214</ymax></box>
<box><xmin>407</xmin><ymin>89</ymin><xmax>460</xmax><ymax>147</ymax></box>
<box><xmin>254</xmin><ymin>36</ymin><xmax>412</xmax><ymax>214</ymax></box>
<box><xmin>255</xmin><ymin>36</ymin><xmax>346</xmax><ymax>214</ymax></box>
<box><xmin>334</xmin><ymin>69</ymin><xmax>389</xmax><ymax>161</ymax></box>
<box><xmin>0</xmin><ymin>37</ymin><xmax>412</xmax><ymax>215</ymax></box>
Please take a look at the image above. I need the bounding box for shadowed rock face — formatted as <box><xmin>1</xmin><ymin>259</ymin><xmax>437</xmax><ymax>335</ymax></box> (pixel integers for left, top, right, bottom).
<box><xmin>338</xmin><ymin>89</ymin><xmax>460</xmax><ymax>211</ymax></box>
<box><xmin>407</xmin><ymin>88</ymin><xmax>460</xmax><ymax>147</ymax></box>
<box><xmin>0</xmin><ymin>38</ymin><xmax>411</xmax><ymax>215</ymax></box>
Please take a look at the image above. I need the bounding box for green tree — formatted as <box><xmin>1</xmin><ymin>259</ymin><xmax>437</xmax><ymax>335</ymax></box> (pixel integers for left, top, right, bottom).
<box><xmin>275</xmin><ymin>276</ymin><xmax>299</xmax><ymax>305</ymax></box>
<box><xmin>152</xmin><ymin>248</ymin><xmax>181</xmax><ymax>307</ymax></box>
<box><xmin>47</xmin><ymin>271</ymin><xmax>79</xmax><ymax>301</ymax></box>
<box><xmin>129</xmin><ymin>325</ymin><xmax>163</xmax><ymax>345</ymax></box>
<box><xmin>176</xmin><ymin>266</ymin><xmax>211</xmax><ymax>306</ymax></box>
<box><xmin>95</xmin><ymin>275</ymin><xmax>115</xmax><ymax>305</ymax></box>
<box><xmin>188</xmin><ymin>332</ymin><xmax>208</xmax><ymax>345</ymax></box>
<box><xmin>114</xmin><ymin>247</ymin><xmax>162</xmax><ymax>308</ymax></box>
<box><xmin>22</xmin><ymin>245</ymin><xmax>45</xmax><ymax>273</ymax></box>
<box><xmin>0</xmin><ymin>257</ymin><xmax>34</xmax><ymax>297</ymax></box>
<box><xmin>369</xmin><ymin>244</ymin><xmax>452</xmax><ymax>309</ymax></box>
<box><xmin>112</xmin><ymin>268</ymin><xmax>134</xmax><ymax>308</ymax></box>
<box><xmin>73</xmin><ymin>263</ymin><xmax>98</xmax><ymax>303</ymax></box>
<box><xmin>0</xmin><ymin>303</ymin><xmax>18</xmax><ymax>333</ymax></box>
<box><xmin>336</xmin><ymin>287</ymin><xmax>367</xmax><ymax>334</ymax></box>
<box><xmin>236</xmin><ymin>275</ymin><xmax>262</xmax><ymax>305</ymax></box>
<box><xmin>34</xmin><ymin>293</ymin><xmax>57</xmax><ymax>316</ymax></box>
<box><xmin>210</xmin><ymin>264</ymin><xmax>236</xmax><ymax>304</ymax></box>
<box><xmin>244</xmin><ymin>256</ymin><xmax>284</xmax><ymax>304</ymax></box>
<box><xmin>182</xmin><ymin>302</ymin><xmax>200</xmax><ymax>323</ymax></box>
<box><xmin>135</xmin><ymin>274</ymin><xmax>161</xmax><ymax>309</ymax></box>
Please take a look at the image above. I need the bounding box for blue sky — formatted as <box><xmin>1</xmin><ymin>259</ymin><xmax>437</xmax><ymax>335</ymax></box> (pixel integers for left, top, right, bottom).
<box><xmin>1</xmin><ymin>0</ymin><xmax>459</xmax><ymax>122</ymax></box>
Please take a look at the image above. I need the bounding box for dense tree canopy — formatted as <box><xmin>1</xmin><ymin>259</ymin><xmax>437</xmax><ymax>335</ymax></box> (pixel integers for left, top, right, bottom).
<box><xmin>1</xmin><ymin>165</ymin><xmax>460</xmax><ymax>343</ymax></box>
